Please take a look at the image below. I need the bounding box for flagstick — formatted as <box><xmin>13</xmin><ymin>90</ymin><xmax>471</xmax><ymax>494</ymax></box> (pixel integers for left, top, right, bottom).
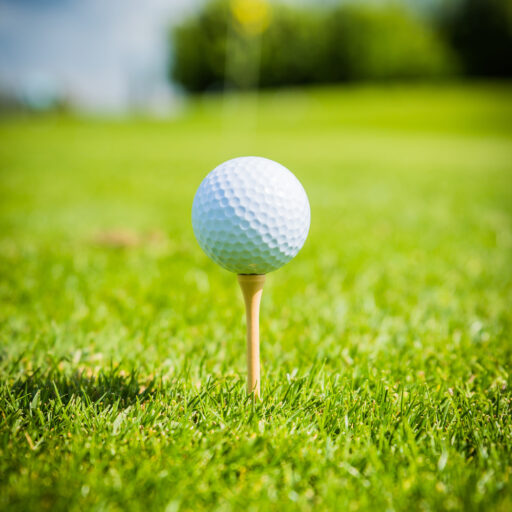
<box><xmin>237</xmin><ymin>274</ymin><xmax>266</xmax><ymax>399</ymax></box>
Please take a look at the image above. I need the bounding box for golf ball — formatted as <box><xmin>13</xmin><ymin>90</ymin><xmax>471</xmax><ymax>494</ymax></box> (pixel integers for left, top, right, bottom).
<box><xmin>192</xmin><ymin>156</ymin><xmax>310</xmax><ymax>274</ymax></box>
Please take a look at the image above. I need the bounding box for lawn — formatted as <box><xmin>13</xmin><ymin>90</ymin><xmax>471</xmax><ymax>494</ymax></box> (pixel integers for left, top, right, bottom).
<box><xmin>0</xmin><ymin>82</ymin><xmax>511</xmax><ymax>511</ymax></box>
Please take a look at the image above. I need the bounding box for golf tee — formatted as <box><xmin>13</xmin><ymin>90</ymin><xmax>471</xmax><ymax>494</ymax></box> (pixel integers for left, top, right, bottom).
<box><xmin>237</xmin><ymin>274</ymin><xmax>266</xmax><ymax>399</ymax></box>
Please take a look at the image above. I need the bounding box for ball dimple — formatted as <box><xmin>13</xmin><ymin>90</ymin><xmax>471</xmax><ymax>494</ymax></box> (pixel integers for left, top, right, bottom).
<box><xmin>192</xmin><ymin>156</ymin><xmax>310</xmax><ymax>274</ymax></box>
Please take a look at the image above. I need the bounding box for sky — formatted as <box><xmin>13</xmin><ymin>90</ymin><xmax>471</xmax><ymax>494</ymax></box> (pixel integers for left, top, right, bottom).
<box><xmin>0</xmin><ymin>0</ymin><xmax>202</xmax><ymax>112</ymax></box>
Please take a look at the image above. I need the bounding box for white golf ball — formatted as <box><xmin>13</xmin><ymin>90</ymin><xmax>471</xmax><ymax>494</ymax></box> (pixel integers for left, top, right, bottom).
<box><xmin>192</xmin><ymin>156</ymin><xmax>310</xmax><ymax>274</ymax></box>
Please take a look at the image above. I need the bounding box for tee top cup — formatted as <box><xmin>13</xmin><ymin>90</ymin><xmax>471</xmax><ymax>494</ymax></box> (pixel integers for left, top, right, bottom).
<box><xmin>192</xmin><ymin>156</ymin><xmax>311</xmax><ymax>398</ymax></box>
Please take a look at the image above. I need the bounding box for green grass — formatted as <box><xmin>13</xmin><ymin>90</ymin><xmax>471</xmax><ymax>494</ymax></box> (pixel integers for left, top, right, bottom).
<box><xmin>0</xmin><ymin>82</ymin><xmax>511</xmax><ymax>511</ymax></box>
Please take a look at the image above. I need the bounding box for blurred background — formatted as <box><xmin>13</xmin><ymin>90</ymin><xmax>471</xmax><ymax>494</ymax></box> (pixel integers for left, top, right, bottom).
<box><xmin>1</xmin><ymin>0</ymin><xmax>511</xmax><ymax>365</ymax></box>
<box><xmin>1</xmin><ymin>0</ymin><xmax>511</xmax><ymax>114</ymax></box>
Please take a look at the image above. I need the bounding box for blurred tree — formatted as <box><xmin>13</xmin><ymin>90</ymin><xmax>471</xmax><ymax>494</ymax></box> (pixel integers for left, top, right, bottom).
<box><xmin>325</xmin><ymin>4</ymin><xmax>456</xmax><ymax>82</ymax></box>
<box><xmin>440</xmin><ymin>0</ymin><xmax>512</xmax><ymax>77</ymax></box>
<box><xmin>171</xmin><ymin>1</ymin><xmax>231</xmax><ymax>93</ymax></box>
<box><xmin>258</xmin><ymin>5</ymin><xmax>327</xmax><ymax>87</ymax></box>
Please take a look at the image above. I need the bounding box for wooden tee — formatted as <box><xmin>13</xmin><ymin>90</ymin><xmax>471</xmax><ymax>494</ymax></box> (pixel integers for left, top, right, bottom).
<box><xmin>237</xmin><ymin>274</ymin><xmax>266</xmax><ymax>399</ymax></box>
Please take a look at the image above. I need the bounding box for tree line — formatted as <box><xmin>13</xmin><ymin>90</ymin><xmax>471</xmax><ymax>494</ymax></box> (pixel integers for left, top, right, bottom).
<box><xmin>170</xmin><ymin>0</ymin><xmax>512</xmax><ymax>93</ymax></box>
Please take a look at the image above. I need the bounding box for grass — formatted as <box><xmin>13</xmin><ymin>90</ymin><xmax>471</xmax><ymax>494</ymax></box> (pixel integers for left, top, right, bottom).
<box><xmin>0</xmin><ymin>82</ymin><xmax>511</xmax><ymax>511</ymax></box>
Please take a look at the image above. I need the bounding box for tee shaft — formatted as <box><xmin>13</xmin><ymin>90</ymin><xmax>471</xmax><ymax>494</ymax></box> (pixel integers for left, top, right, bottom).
<box><xmin>237</xmin><ymin>274</ymin><xmax>266</xmax><ymax>399</ymax></box>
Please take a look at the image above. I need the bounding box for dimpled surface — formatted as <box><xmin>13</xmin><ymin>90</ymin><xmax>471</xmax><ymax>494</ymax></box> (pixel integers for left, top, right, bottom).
<box><xmin>192</xmin><ymin>156</ymin><xmax>310</xmax><ymax>274</ymax></box>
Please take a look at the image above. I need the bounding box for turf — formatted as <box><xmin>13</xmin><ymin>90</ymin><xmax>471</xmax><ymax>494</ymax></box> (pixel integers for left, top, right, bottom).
<box><xmin>0</xmin><ymin>82</ymin><xmax>511</xmax><ymax>511</ymax></box>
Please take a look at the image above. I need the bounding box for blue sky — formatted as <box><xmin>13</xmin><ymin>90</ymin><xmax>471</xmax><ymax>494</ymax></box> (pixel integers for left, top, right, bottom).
<box><xmin>0</xmin><ymin>0</ymin><xmax>201</xmax><ymax>111</ymax></box>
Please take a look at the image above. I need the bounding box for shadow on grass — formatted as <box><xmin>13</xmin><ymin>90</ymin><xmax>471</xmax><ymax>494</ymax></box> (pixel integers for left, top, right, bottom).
<box><xmin>5</xmin><ymin>366</ymin><xmax>158</xmax><ymax>411</ymax></box>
